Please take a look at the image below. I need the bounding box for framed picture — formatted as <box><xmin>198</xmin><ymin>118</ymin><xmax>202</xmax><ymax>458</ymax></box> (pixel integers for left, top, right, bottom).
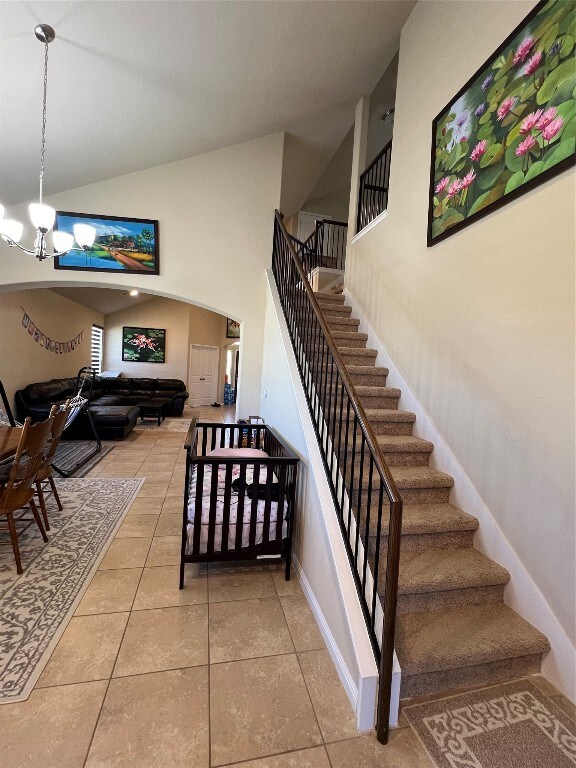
<box><xmin>226</xmin><ymin>318</ymin><xmax>240</xmax><ymax>338</ymax></box>
<box><xmin>54</xmin><ymin>211</ymin><xmax>159</xmax><ymax>274</ymax></box>
<box><xmin>122</xmin><ymin>327</ymin><xmax>166</xmax><ymax>363</ymax></box>
<box><xmin>428</xmin><ymin>0</ymin><xmax>576</xmax><ymax>246</ymax></box>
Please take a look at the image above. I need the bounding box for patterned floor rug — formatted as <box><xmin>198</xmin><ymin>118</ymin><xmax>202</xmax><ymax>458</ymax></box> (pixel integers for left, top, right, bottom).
<box><xmin>403</xmin><ymin>679</ymin><xmax>576</xmax><ymax>768</ymax></box>
<box><xmin>0</xmin><ymin>477</ymin><xmax>143</xmax><ymax>703</ymax></box>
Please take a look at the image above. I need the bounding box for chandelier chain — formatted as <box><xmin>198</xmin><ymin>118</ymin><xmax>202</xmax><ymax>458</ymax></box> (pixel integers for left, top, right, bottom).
<box><xmin>39</xmin><ymin>39</ymin><xmax>49</xmax><ymax>203</ymax></box>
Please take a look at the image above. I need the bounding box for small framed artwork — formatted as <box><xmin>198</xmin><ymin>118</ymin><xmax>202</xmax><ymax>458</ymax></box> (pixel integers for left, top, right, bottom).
<box><xmin>54</xmin><ymin>211</ymin><xmax>159</xmax><ymax>274</ymax></box>
<box><xmin>428</xmin><ymin>0</ymin><xmax>576</xmax><ymax>246</ymax></box>
<box><xmin>226</xmin><ymin>318</ymin><xmax>240</xmax><ymax>339</ymax></box>
<box><xmin>122</xmin><ymin>327</ymin><xmax>166</xmax><ymax>363</ymax></box>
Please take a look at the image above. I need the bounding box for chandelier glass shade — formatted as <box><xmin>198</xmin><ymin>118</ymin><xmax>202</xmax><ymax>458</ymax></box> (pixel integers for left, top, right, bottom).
<box><xmin>0</xmin><ymin>24</ymin><xmax>95</xmax><ymax>261</ymax></box>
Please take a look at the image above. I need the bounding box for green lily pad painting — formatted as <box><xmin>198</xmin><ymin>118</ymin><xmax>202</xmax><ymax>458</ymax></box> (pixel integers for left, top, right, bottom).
<box><xmin>428</xmin><ymin>0</ymin><xmax>575</xmax><ymax>246</ymax></box>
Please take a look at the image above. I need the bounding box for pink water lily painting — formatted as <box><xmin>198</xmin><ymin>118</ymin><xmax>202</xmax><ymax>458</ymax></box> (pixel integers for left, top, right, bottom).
<box><xmin>428</xmin><ymin>0</ymin><xmax>576</xmax><ymax>246</ymax></box>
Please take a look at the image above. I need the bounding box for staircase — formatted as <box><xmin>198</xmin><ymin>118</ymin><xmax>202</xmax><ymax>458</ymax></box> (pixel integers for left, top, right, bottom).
<box><xmin>314</xmin><ymin>290</ymin><xmax>550</xmax><ymax>700</ymax></box>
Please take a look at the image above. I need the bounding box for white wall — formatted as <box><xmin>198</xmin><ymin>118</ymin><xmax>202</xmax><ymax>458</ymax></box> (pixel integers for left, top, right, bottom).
<box><xmin>104</xmin><ymin>296</ymin><xmax>191</xmax><ymax>382</ymax></box>
<box><xmin>0</xmin><ymin>133</ymin><xmax>285</xmax><ymax>415</ymax></box>
<box><xmin>260</xmin><ymin>272</ymin><xmax>379</xmax><ymax>729</ymax></box>
<box><xmin>0</xmin><ymin>289</ymin><xmax>104</xmax><ymax>408</ymax></box>
<box><xmin>347</xmin><ymin>0</ymin><xmax>575</xmax><ymax>653</ymax></box>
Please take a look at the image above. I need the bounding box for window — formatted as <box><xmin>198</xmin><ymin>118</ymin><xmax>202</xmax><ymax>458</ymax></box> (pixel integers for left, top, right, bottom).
<box><xmin>91</xmin><ymin>325</ymin><xmax>104</xmax><ymax>374</ymax></box>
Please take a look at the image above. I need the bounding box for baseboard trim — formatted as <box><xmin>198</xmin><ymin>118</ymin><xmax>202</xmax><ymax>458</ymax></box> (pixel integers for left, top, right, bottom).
<box><xmin>344</xmin><ymin>287</ymin><xmax>576</xmax><ymax>704</ymax></box>
<box><xmin>293</xmin><ymin>558</ymin><xmax>359</xmax><ymax>711</ymax></box>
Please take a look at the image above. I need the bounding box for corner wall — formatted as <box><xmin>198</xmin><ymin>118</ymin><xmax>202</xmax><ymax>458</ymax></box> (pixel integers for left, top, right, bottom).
<box><xmin>0</xmin><ymin>289</ymin><xmax>104</xmax><ymax>405</ymax></box>
<box><xmin>103</xmin><ymin>297</ymin><xmax>191</xmax><ymax>382</ymax></box>
<box><xmin>259</xmin><ymin>272</ymin><xmax>379</xmax><ymax>730</ymax></box>
<box><xmin>0</xmin><ymin>133</ymin><xmax>285</xmax><ymax>415</ymax></box>
<box><xmin>347</xmin><ymin>0</ymin><xmax>575</xmax><ymax>662</ymax></box>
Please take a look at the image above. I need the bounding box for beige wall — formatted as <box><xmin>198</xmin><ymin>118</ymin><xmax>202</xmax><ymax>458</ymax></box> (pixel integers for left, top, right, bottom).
<box><xmin>347</xmin><ymin>1</ymin><xmax>575</xmax><ymax>642</ymax></box>
<box><xmin>103</xmin><ymin>297</ymin><xmax>233</xmax><ymax>400</ymax></box>
<box><xmin>0</xmin><ymin>133</ymin><xmax>284</xmax><ymax>416</ymax></box>
<box><xmin>104</xmin><ymin>297</ymin><xmax>190</xmax><ymax>382</ymax></box>
<box><xmin>0</xmin><ymin>289</ymin><xmax>104</xmax><ymax>408</ymax></box>
<box><xmin>302</xmin><ymin>188</ymin><xmax>350</xmax><ymax>223</ymax></box>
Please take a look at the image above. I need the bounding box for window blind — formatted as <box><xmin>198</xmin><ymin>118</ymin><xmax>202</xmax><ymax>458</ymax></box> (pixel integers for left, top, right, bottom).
<box><xmin>91</xmin><ymin>325</ymin><xmax>104</xmax><ymax>374</ymax></box>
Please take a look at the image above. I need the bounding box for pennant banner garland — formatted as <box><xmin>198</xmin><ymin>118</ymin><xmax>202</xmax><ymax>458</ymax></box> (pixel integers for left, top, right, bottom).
<box><xmin>21</xmin><ymin>308</ymin><xmax>84</xmax><ymax>354</ymax></box>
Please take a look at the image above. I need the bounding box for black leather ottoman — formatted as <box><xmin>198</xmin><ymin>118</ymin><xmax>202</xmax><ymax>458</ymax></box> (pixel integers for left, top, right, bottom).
<box><xmin>89</xmin><ymin>405</ymin><xmax>140</xmax><ymax>440</ymax></box>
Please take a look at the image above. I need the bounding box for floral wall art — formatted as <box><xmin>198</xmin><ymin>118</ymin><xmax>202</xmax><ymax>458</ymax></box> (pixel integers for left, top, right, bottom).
<box><xmin>428</xmin><ymin>0</ymin><xmax>576</xmax><ymax>245</ymax></box>
<box><xmin>122</xmin><ymin>327</ymin><xmax>166</xmax><ymax>363</ymax></box>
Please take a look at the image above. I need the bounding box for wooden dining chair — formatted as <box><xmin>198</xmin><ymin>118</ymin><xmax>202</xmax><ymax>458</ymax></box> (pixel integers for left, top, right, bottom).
<box><xmin>0</xmin><ymin>414</ymin><xmax>54</xmax><ymax>574</ymax></box>
<box><xmin>35</xmin><ymin>401</ymin><xmax>71</xmax><ymax>531</ymax></box>
<box><xmin>0</xmin><ymin>378</ymin><xmax>16</xmax><ymax>427</ymax></box>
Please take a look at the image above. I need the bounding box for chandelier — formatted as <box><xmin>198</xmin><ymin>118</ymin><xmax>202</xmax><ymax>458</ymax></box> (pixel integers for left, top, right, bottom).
<box><xmin>0</xmin><ymin>24</ymin><xmax>96</xmax><ymax>261</ymax></box>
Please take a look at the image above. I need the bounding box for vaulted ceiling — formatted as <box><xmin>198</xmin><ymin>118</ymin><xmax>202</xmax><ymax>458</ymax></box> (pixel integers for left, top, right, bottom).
<box><xmin>0</xmin><ymin>1</ymin><xmax>415</xmax><ymax>205</ymax></box>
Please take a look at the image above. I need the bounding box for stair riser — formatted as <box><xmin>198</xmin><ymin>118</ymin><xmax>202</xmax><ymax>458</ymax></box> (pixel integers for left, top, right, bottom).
<box><xmin>400</xmin><ymin>654</ymin><xmax>543</xmax><ymax>700</ymax></box>
<box><xmin>345</xmin><ymin>484</ymin><xmax>451</xmax><ymax>508</ymax></box>
<box><xmin>369</xmin><ymin>419</ymin><xmax>414</xmax><ymax>436</ymax></box>
<box><xmin>324</xmin><ymin>318</ymin><xmax>360</xmax><ymax>332</ymax></box>
<box><xmin>336</xmin><ymin>395</ymin><xmax>398</xmax><ymax>412</ymax></box>
<box><xmin>332</xmin><ymin>337</ymin><xmax>368</xmax><ymax>349</ymax></box>
<box><xmin>395</xmin><ymin>584</ymin><xmax>505</xmax><ymax>615</ymax></box>
<box><xmin>315</xmin><ymin>295</ymin><xmax>345</xmax><ymax>305</ymax></box>
<box><xmin>338</xmin><ymin>444</ymin><xmax>432</xmax><ymax>474</ymax></box>
<box><xmin>304</xmin><ymin>334</ymin><xmax>367</xmax><ymax>348</ymax></box>
<box><xmin>399</xmin><ymin>487</ymin><xmax>452</xmax><ymax>505</ymax></box>
<box><xmin>340</xmin><ymin>353</ymin><xmax>377</xmax><ymax>366</ymax></box>
<box><xmin>348</xmin><ymin>372</ymin><xmax>392</xmax><ymax>387</ymax></box>
<box><xmin>381</xmin><ymin>452</ymin><xmax>431</xmax><ymax>467</ymax></box>
<box><xmin>368</xmin><ymin>529</ymin><xmax>475</xmax><ymax>553</ymax></box>
<box><xmin>321</xmin><ymin>307</ymin><xmax>352</xmax><ymax>319</ymax></box>
<box><xmin>360</xmin><ymin>395</ymin><xmax>411</xmax><ymax>411</ymax></box>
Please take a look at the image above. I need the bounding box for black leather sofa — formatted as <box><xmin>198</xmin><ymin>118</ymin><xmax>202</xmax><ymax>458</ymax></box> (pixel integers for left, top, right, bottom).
<box><xmin>15</xmin><ymin>376</ymin><xmax>189</xmax><ymax>440</ymax></box>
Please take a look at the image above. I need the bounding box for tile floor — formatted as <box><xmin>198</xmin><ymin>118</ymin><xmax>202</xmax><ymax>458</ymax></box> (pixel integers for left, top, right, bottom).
<box><xmin>0</xmin><ymin>406</ymin><xmax>573</xmax><ymax>767</ymax></box>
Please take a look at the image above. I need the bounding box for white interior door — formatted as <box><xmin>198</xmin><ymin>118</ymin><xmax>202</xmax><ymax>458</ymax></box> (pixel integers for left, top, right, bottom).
<box><xmin>189</xmin><ymin>345</ymin><xmax>219</xmax><ymax>406</ymax></box>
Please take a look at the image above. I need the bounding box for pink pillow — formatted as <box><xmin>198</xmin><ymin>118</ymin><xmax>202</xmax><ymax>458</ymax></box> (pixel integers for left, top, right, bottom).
<box><xmin>206</xmin><ymin>447</ymin><xmax>269</xmax><ymax>458</ymax></box>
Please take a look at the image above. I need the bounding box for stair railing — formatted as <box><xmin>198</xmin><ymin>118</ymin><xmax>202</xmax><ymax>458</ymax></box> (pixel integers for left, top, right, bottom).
<box><xmin>272</xmin><ymin>210</ymin><xmax>403</xmax><ymax>744</ymax></box>
<box><xmin>298</xmin><ymin>219</ymin><xmax>348</xmax><ymax>273</ymax></box>
<box><xmin>356</xmin><ymin>141</ymin><xmax>392</xmax><ymax>233</ymax></box>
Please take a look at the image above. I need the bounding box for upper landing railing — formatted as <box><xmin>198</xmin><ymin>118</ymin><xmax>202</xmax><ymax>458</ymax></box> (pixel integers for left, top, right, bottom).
<box><xmin>356</xmin><ymin>141</ymin><xmax>392</xmax><ymax>233</ymax></box>
<box><xmin>302</xmin><ymin>218</ymin><xmax>348</xmax><ymax>273</ymax></box>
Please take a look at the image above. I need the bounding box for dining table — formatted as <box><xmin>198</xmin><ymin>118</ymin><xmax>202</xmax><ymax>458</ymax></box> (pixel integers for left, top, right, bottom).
<box><xmin>0</xmin><ymin>426</ymin><xmax>22</xmax><ymax>461</ymax></box>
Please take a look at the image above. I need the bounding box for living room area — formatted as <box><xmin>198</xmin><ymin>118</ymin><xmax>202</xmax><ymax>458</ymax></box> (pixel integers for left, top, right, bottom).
<box><xmin>0</xmin><ymin>283</ymin><xmax>349</xmax><ymax>768</ymax></box>
<box><xmin>1</xmin><ymin>285</ymin><xmax>241</xmax><ymax>438</ymax></box>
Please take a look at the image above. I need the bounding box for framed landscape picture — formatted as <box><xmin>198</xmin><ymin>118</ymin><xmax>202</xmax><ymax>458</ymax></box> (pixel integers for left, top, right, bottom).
<box><xmin>122</xmin><ymin>327</ymin><xmax>166</xmax><ymax>363</ymax></box>
<box><xmin>428</xmin><ymin>0</ymin><xmax>576</xmax><ymax>246</ymax></box>
<box><xmin>226</xmin><ymin>318</ymin><xmax>240</xmax><ymax>338</ymax></box>
<box><xmin>54</xmin><ymin>211</ymin><xmax>159</xmax><ymax>274</ymax></box>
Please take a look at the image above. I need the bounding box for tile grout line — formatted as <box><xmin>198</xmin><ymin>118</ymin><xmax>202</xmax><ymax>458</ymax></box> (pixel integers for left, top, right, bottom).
<box><xmin>81</xmin><ymin>504</ymin><xmax>158</xmax><ymax>768</ymax></box>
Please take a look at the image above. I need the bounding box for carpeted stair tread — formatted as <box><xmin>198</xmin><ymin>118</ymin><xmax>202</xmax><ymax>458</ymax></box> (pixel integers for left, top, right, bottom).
<box><xmin>325</xmin><ymin>317</ymin><xmax>360</xmax><ymax>329</ymax></box>
<box><xmin>320</xmin><ymin>305</ymin><xmax>352</xmax><ymax>316</ymax></box>
<box><xmin>369</xmin><ymin>502</ymin><xmax>478</xmax><ymax>537</ymax></box>
<box><xmin>363</xmin><ymin>408</ymin><xmax>415</xmax><ymax>423</ymax></box>
<box><xmin>396</xmin><ymin>603</ymin><xmax>550</xmax><ymax>677</ymax></box>
<box><xmin>332</xmin><ymin>388</ymin><xmax>399</xmax><ymax>413</ymax></box>
<box><xmin>396</xmin><ymin>548</ymin><xmax>510</xmax><ymax>595</ymax></box>
<box><xmin>331</xmin><ymin>330</ymin><xmax>369</xmax><ymax>344</ymax></box>
<box><xmin>339</xmin><ymin>346</ymin><xmax>377</xmax><ymax>358</ymax></box>
<box><xmin>314</xmin><ymin>293</ymin><xmax>346</xmax><ymax>304</ymax></box>
<box><xmin>390</xmin><ymin>465</ymin><xmax>454</xmax><ymax>490</ymax></box>
<box><xmin>374</xmin><ymin>435</ymin><xmax>434</xmax><ymax>454</ymax></box>
<box><xmin>345</xmin><ymin>366</ymin><xmax>391</xmax><ymax>378</ymax></box>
